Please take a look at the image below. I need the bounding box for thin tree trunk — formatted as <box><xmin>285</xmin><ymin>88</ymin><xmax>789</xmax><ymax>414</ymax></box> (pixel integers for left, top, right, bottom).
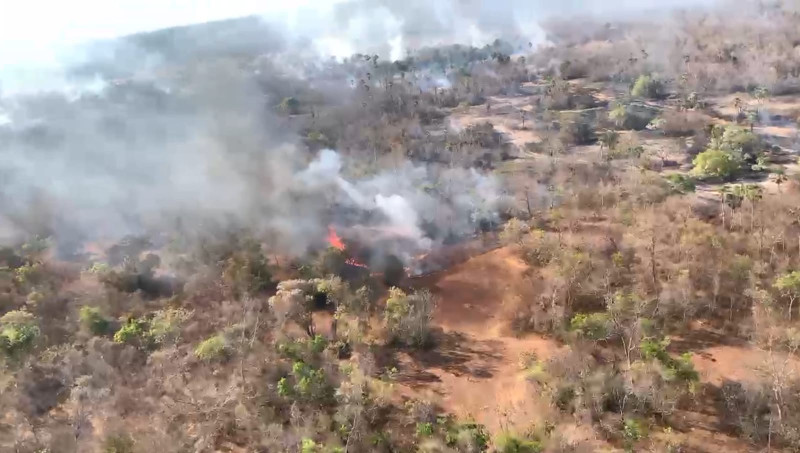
<box><xmin>525</xmin><ymin>189</ymin><xmax>533</xmax><ymax>219</ymax></box>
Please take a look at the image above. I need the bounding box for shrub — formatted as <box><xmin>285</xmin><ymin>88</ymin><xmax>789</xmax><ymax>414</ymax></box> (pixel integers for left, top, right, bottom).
<box><xmin>610</xmin><ymin>102</ymin><xmax>659</xmax><ymax>130</ymax></box>
<box><xmin>103</xmin><ymin>433</ymin><xmax>135</xmax><ymax>453</ymax></box>
<box><xmin>194</xmin><ymin>334</ymin><xmax>228</xmax><ymax>362</ymax></box>
<box><xmin>718</xmin><ymin>125</ymin><xmax>759</xmax><ymax>156</ymax></box>
<box><xmin>495</xmin><ymin>433</ymin><xmax>543</xmax><ymax>453</ymax></box>
<box><xmin>300</xmin><ymin>438</ymin><xmax>320</xmax><ymax>453</ymax></box>
<box><xmin>692</xmin><ymin>149</ymin><xmax>740</xmax><ymax>180</ymax></box>
<box><xmin>500</xmin><ymin>218</ymin><xmax>530</xmax><ymax>245</ymax></box>
<box><xmin>622</xmin><ymin>418</ymin><xmax>647</xmax><ymax>451</ymax></box>
<box><xmin>316</xmin><ymin>247</ymin><xmax>347</xmax><ymax>277</ymax></box>
<box><xmin>384</xmin><ymin>288</ymin><xmax>437</xmax><ymax>348</ymax></box>
<box><xmin>222</xmin><ymin>247</ymin><xmax>273</xmax><ymax>297</ymax></box>
<box><xmin>631</xmin><ymin>74</ymin><xmax>665</xmax><ymax>99</ymax></box>
<box><xmin>558</xmin><ymin>115</ymin><xmax>595</xmax><ymax>146</ymax></box>
<box><xmin>79</xmin><ymin>306</ymin><xmax>111</xmax><ymax>336</ymax></box>
<box><xmin>278</xmin><ymin>97</ymin><xmax>301</xmax><ymax>115</ymax></box>
<box><xmin>444</xmin><ymin>421</ymin><xmax>490</xmax><ymax>452</ymax></box>
<box><xmin>14</xmin><ymin>262</ymin><xmax>43</xmax><ymax>287</ymax></box>
<box><xmin>554</xmin><ymin>385</ymin><xmax>577</xmax><ymax>411</ymax></box>
<box><xmin>113</xmin><ymin>317</ymin><xmax>149</xmax><ymax>346</ymax></box>
<box><xmin>521</xmin><ymin>230</ymin><xmax>557</xmax><ymax>266</ymax></box>
<box><xmin>665</xmin><ymin>174</ymin><xmax>696</xmax><ymax>193</ymax></box>
<box><xmin>656</xmin><ymin>110</ymin><xmax>710</xmax><ymax>136</ymax></box>
<box><xmin>147</xmin><ymin>308</ymin><xmax>190</xmax><ymax>345</ymax></box>
<box><xmin>281</xmin><ymin>361</ymin><xmax>331</xmax><ymax>402</ymax></box>
<box><xmin>570</xmin><ymin>313</ymin><xmax>610</xmax><ymax>340</ymax></box>
<box><xmin>416</xmin><ymin>422</ymin><xmax>434</xmax><ymax>437</ymax></box>
<box><xmin>276</xmin><ymin>335</ymin><xmax>327</xmax><ymax>361</ymax></box>
<box><xmin>0</xmin><ymin>310</ymin><xmax>39</xmax><ymax>357</ymax></box>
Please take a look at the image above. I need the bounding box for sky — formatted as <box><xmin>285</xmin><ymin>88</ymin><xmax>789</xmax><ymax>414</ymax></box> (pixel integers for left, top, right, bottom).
<box><xmin>0</xmin><ymin>0</ymin><xmax>313</xmax><ymax>66</ymax></box>
<box><xmin>0</xmin><ymin>0</ymin><xmax>718</xmax><ymax>95</ymax></box>
<box><xmin>0</xmin><ymin>0</ymin><xmax>720</xmax><ymax>64</ymax></box>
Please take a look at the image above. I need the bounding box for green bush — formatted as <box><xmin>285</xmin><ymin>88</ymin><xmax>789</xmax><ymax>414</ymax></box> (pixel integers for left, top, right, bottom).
<box><xmin>0</xmin><ymin>310</ymin><xmax>39</xmax><ymax>357</ymax></box>
<box><xmin>278</xmin><ymin>97</ymin><xmax>301</xmax><ymax>115</ymax></box>
<box><xmin>194</xmin><ymin>334</ymin><xmax>228</xmax><ymax>362</ymax></box>
<box><xmin>79</xmin><ymin>306</ymin><xmax>110</xmax><ymax>336</ymax></box>
<box><xmin>279</xmin><ymin>361</ymin><xmax>331</xmax><ymax>402</ymax></box>
<box><xmin>640</xmin><ymin>338</ymin><xmax>699</xmax><ymax>384</ymax></box>
<box><xmin>14</xmin><ymin>262</ymin><xmax>43</xmax><ymax>286</ymax></box>
<box><xmin>416</xmin><ymin>422</ymin><xmax>434</xmax><ymax>437</ymax></box>
<box><xmin>718</xmin><ymin>125</ymin><xmax>759</xmax><ymax>156</ymax></box>
<box><xmin>103</xmin><ymin>433</ymin><xmax>135</xmax><ymax>453</ymax></box>
<box><xmin>293</xmin><ymin>361</ymin><xmax>330</xmax><ymax>401</ymax></box>
<box><xmin>277</xmin><ymin>335</ymin><xmax>328</xmax><ymax>362</ymax></box>
<box><xmin>570</xmin><ymin>313</ymin><xmax>610</xmax><ymax>340</ymax></box>
<box><xmin>301</xmin><ymin>438</ymin><xmax>319</xmax><ymax>453</ymax></box>
<box><xmin>610</xmin><ymin>102</ymin><xmax>659</xmax><ymax>130</ymax></box>
<box><xmin>384</xmin><ymin>288</ymin><xmax>436</xmax><ymax>348</ymax></box>
<box><xmin>495</xmin><ymin>433</ymin><xmax>543</xmax><ymax>453</ymax></box>
<box><xmin>147</xmin><ymin>308</ymin><xmax>190</xmax><ymax>345</ymax></box>
<box><xmin>692</xmin><ymin>149</ymin><xmax>741</xmax><ymax>180</ymax></box>
<box><xmin>443</xmin><ymin>421</ymin><xmax>489</xmax><ymax>451</ymax></box>
<box><xmin>622</xmin><ymin>418</ymin><xmax>647</xmax><ymax>451</ymax></box>
<box><xmin>665</xmin><ymin>174</ymin><xmax>696</xmax><ymax>193</ymax></box>
<box><xmin>113</xmin><ymin>318</ymin><xmax>149</xmax><ymax>346</ymax></box>
<box><xmin>631</xmin><ymin>74</ymin><xmax>665</xmax><ymax>99</ymax></box>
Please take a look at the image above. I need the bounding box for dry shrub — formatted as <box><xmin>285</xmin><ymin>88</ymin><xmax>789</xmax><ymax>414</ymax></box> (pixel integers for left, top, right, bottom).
<box><xmin>657</xmin><ymin>110</ymin><xmax>711</xmax><ymax>137</ymax></box>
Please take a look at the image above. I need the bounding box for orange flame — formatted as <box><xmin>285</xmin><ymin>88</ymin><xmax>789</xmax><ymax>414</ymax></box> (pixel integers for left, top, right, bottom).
<box><xmin>327</xmin><ymin>226</ymin><xmax>345</xmax><ymax>250</ymax></box>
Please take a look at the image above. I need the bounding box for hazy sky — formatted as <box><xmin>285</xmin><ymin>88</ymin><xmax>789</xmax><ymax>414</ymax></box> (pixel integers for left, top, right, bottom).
<box><xmin>0</xmin><ymin>0</ymin><xmax>719</xmax><ymax>64</ymax></box>
<box><xmin>0</xmin><ymin>0</ymin><xmax>313</xmax><ymax>66</ymax></box>
<box><xmin>0</xmin><ymin>0</ymin><xmax>718</xmax><ymax>95</ymax></box>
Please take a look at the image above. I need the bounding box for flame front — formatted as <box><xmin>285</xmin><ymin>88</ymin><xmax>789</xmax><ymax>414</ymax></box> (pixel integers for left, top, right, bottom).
<box><xmin>327</xmin><ymin>225</ymin><xmax>370</xmax><ymax>269</ymax></box>
<box><xmin>327</xmin><ymin>225</ymin><xmax>345</xmax><ymax>250</ymax></box>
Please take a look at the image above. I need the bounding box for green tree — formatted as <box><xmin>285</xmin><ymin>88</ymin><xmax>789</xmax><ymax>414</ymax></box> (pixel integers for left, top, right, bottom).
<box><xmin>774</xmin><ymin>271</ymin><xmax>800</xmax><ymax>320</ymax></box>
<box><xmin>631</xmin><ymin>74</ymin><xmax>665</xmax><ymax>99</ymax></box>
<box><xmin>79</xmin><ymin>306</ymin><xmax>111</xmax><ymax>336</ymax></box>
<box><xmin>610</xmin><ymin>102</ymin><xmax>628</xmax><ymax>128</ymax></box>
<box><xmin>384</xmin><ymin>287</ymin><xmax>437</xmax><ymax>347</ymax></box>
<box><xmin>278</xmin><ymin>97</ymin><xmax>301</xmax><ymax>115</ymax></box>
<box><xmin>598</xmin><ymin>129</ymin><xmax>620</xmax><ymax>159</ymax></box>
<box><xmin>0</xmin><ymin>310</ymin><xmax>39</xmax><ymax>358</ymax></box>
<box><xmin>113</xmin><ymin>317</ymin><xmax>149</xmax><ymax>347</ymax></box>
<box><xmin>194</xmin><ymin>334</ymin><xmax>229</xmax><ymax>361</ymax></box>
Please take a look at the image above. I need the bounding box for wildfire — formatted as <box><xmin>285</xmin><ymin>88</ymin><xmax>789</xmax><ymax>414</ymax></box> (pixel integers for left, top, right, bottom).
<box><xmin>327</xmin><ymin>225</ymin><xmax>345</xmax><ymax>250</ymax></box>
<box><xmin>327</xmin><ymin>225</ymin><xmax>369</xmax><ymax>269</ymax></box>
<box><xmin>346</xmin><ymin>258</ymin><xmax>369</xmax><ymax>269</ymax></box>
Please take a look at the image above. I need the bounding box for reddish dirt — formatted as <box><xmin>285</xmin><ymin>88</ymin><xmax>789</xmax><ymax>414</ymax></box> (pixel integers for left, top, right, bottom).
<box><xmin>387</xmin><ymin>246</ymin><xmax>772</xmax><ymax>451</ymax></box>
<box><xmin>393</xmin><ymin>247</ymin><xmax>565</xmax><ymax>434</ymax></box>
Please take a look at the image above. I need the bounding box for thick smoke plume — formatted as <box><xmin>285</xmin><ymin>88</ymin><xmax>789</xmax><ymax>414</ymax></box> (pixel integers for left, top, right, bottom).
<box><xmin>0</xmin><ymin>33</ymin><xmax>503</xmax><ymax>262</ymax></box>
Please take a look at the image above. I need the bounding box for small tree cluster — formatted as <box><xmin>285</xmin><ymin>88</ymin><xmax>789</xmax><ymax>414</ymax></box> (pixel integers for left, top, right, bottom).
<box><xmin>384</xmin><ymin>287</ymin><xmax>437</xmax><ymax>348</ymax></box>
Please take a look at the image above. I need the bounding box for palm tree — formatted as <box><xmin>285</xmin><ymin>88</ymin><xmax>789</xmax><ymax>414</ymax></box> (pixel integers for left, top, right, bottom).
<box><xmin>731</xmin><ymin>184</ymin><xmax>761</xmax><ymax>230</ymax></box>
<box><xmin>719</xmin><ymin>185</ymin><xmax>736</xmax><ymax>229</ymax></box>
<box><xmin>598</xmin><ymin>130</ymin><xmax>620</xmax><ymax>160</ymax></box>
<box><xmin>741</xmin><ymin>184</ymin><xmax>763</xmax><ymax>231</ymax></box>
<box><xmin>777</xmin><ymin>172</ymin><xmax>788</xmax><ymax>192</ymax></box>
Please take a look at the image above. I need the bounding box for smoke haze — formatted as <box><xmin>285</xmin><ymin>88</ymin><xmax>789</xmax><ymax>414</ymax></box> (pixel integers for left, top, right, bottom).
<box><xmin>0</xmin><ymin>0</ymin><xmax>723</xmax><ymax>262</ymax></box>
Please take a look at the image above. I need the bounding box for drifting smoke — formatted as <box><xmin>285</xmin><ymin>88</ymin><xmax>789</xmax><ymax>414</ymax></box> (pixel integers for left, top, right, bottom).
<box><xmin>0</xmin><ymin>49</ymin><xmax>502</xmax><ymax>263</ymax></box>
<box><xmin>0</xmin><ymin>0</ymin><xmax>724</xmax><ymax>261</ymax></box>
<box><xmin>296</xmin><ymin>149</ymin><xmax>502</xmax><ymax>260</ymax></box>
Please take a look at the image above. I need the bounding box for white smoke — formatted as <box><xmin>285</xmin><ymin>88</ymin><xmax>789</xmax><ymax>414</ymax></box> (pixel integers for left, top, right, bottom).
<box><xmin>295</xmin><ymin>148</ymin><xmax>500</xmax><ymax>259</ymax></box>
